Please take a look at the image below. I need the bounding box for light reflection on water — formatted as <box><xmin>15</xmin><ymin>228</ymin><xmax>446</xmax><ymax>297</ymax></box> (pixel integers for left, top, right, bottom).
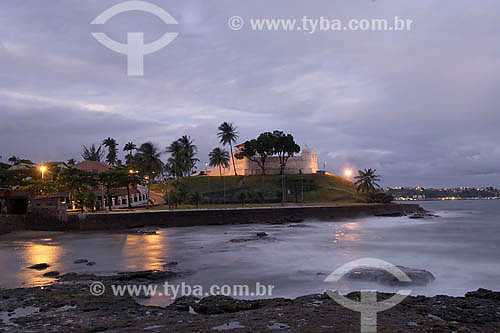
<box><xmin>15</xmin><ymin>239</ymin><xmax>64</xmax><ymax>286</ymax></box>
<box><xmin>121</xmin><ymin>233</ymin><xmax>169</xmax><ymax>271</ymax></box>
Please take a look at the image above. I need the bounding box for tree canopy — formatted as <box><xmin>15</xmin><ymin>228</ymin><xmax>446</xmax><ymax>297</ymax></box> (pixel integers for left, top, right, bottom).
<box><xmin>235</xmin><ymin>130</ymin><xmax>300</xmax><ymax>175</ymax></box>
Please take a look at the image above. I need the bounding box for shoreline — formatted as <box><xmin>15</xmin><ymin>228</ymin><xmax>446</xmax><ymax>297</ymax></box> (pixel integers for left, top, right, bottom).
<box><xmin>22</xmin><ymin>203</ymin><xmax>424</xmax><ymax>233</ymax></box>
<box><xmin>1</xmin><ymin>271</ymin><xmax>498</xmax><ymax>332</ymax></box>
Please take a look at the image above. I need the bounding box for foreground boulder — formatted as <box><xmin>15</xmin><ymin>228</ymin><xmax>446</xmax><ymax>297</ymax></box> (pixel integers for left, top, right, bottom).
<box><xmin>189</xmin><ymin>295</ymin><xmax>261</xmax><ymax>314</ymax></box>
<box><xmin>28</xmin><ymin>263</ymin><xmax>50</xmax><ymax>270</ymax></box>
<box><xmin>43</xmin><ymin>271</ymin><xmax>61</xmax><ymax>278</ymax></box>
<box><xmin>345</xmin><ymin>265</ymin><xmax>435</xmax><ymax>286</ymax></box>
<box><xmin>116</xmin><ymin>270</ymin><xmax>179</xmax><ymax>281</ymax></box>
<box><xmin>73</xmin><ymin>259</ymin><xmax>89</xmax><ymax>264</ymax></box>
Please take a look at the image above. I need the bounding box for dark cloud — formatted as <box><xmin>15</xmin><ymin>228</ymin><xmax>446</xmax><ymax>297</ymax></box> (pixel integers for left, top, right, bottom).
<box><xmin>0</xmin><ymin>0</ymin><xmax>499</xmax><ymax>187</ymax></box>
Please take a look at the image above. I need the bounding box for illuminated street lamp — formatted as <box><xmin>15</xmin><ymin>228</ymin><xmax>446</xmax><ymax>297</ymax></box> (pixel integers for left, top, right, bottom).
<box><xmin>343</xmin><ymin>168</ymin><xmax>353</xmax><ymax>178</ymax></box>
<box><xmin>39</xmin><ymin>165</ymin><xmax>47</xmax><ymax>179</ymax></box>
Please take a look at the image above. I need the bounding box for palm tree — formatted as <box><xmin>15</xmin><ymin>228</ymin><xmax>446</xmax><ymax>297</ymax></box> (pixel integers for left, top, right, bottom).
<box><xmin>123</xmin><ymin>142</ymin><xmax>137</xmax><ymax>166</ymax></box>
<box><xmin>178</xmin><ymin>135</ymin><xmax>199</xmax><ymax>176</ymax></box>
<box><xmin>135</xmin><ymin>142</ymin><xmax>163</xmax><ymax>206</ymax></box>
<box><xmin>209</xmin><ymin>148</ymin><xmax>230</xmax><ymax>176</ymax></box>
<box><xmin>166</xmin><ymin>140</ymin><xmax>185</xmax><ymax>178</ymax></box>
<box><xmin>82</xmin><ymin>144</ymin><xmax>104</xmax><ymax>162</ymax></box>
<box><xmin>166</xmin><ymin>136</ymin><xmax>199</xmax><ymax>178</ymax></box>
<box><xmin>66</xmin><ymin>159</ymin><xmax>77</xmax><ymax>167</ymax></box>
<box><xmin>354</xmin><ymin>168</ymin><xmax>381</xmax><ymax>194</ymax></box>
<box><xmin>102</xmin><ymin>137</ymin><xmax>119</xmax><ymax>166</ymax></box>
<box><xmin>217</xmin><ymin>122</ymin><xmax>239</xmax><ymax>176</ymax></box>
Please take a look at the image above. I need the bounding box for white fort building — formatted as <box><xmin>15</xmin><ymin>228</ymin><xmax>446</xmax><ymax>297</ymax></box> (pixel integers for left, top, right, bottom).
<box><xmin>206</xmin><ymin>144</ymin><xmax>318</xmax><ymax>176</ymax></box>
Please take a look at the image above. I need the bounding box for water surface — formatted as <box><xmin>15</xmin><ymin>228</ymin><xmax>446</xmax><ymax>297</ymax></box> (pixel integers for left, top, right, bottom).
<box><xmin>0</xmin><ymin>200</ymin><xmax>498</xmax><ymax>306</ymax></box>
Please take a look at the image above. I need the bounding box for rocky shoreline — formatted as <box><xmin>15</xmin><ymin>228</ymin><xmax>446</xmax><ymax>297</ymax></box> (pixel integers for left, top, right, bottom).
<box><xmin>1</xmin><ymin>271</ymin><xmax>499</xmax><ymax>332</ymax></box>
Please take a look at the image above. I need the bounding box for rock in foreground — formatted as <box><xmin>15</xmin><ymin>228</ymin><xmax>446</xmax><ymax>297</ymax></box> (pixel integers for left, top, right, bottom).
<box><xmin>345</xmin><ymin>265</ymin><xmax>435</xmax><ymax>286</ymax></box>
<box><xmin>0</xmin><ymin>282</ymin><xmax>499</xmax><ymax>332</ymax></box>
<box><xmin>27</xmin><ymin>263</ymin><xmax>50</xmax><ymax>270</ymax></box>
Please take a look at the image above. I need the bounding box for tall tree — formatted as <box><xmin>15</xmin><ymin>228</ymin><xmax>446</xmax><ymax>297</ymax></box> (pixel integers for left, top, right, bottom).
<box><xmin>272</xmin><ymin>131</ymin><xmax>301</xmax><ymax>175</ymax></box>
<box><xmin>103</xmin><ymin>137</ymin><xmax>119</xmax><ymax>166</ymax></box>
<box><xmin>123</xmin><ymin>142</ymin><xmax>137</xmax><ymax>166</ymax></box>
<box><xmin>82</xmin><ymin>144</ymin><xmax>104</xmax><ymax>162</ymax></box>
<box><xmin>217</xmin><ymin>122</ymin><xmax>239</xmax><ymax>176</ymax></box>
<box><xmin>235</xmin><ymin>132</ymin><xmax>275</xmax><ymax>175</ymax></box>
<box><xmin>178</xmin><ymin>135</ymin><xmax>199</xmax><ymax>176</ymax></box>
<box><xmin>166</xmin><ymin>136</ymin><xmax>199</xmax><ymax>178</ymax></box>
<box><xmin>354</xmin><ymin>168</ymin><xmax>381</xmax><ymax>194</ymax></box>
<box><xmin>209</xmin><ymin>148</ymin><xmax>230</xmax><ymax>176</ymax></box>
<box><xmin>135</xmin><ymin>142</ymin><xmax>163</xmax><ymax>206</ymax></box>
<box><xmin>166</xmin><ymin>140</ymin><xmax>184</xmax><ymax>178</ymax></box>
<box><xmin>57</xmin><ymin>168</ymin><xmax>98</xmax><ymax>209</ymax></box>
<box><xmin>135</xmin><ymin>142</ymin><xmax>163</xmax><ymax>178</ymax></box>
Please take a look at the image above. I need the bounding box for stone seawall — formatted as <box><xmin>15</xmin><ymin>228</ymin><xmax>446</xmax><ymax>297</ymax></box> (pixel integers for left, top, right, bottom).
<box><xmin>0</xmin><ymin>215</ymin><xmax>26</xmax><ymax>235</ymax></box>
<box><xmin>78</xmin><ymin>204</ymin><xmax>423</xmax><ymax>231</ymax></box>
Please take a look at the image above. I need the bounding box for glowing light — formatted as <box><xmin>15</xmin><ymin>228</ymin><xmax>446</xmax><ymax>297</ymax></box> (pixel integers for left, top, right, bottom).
<box><xmin>343</xmin><ymin>168</ymin><xmax>353</xmax><ymax>178</ymax></box>
<box><xmin>39</xmin><ymin>165</ymin><xmax>47</xmax><ymax>179</ymax></box>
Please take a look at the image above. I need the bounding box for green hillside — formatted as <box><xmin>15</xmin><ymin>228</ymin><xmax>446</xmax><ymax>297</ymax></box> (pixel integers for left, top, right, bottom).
<box><xmin>151</xmin><ymin>173</ymin><xmax>360</xmax><ymax>205</ymax></box>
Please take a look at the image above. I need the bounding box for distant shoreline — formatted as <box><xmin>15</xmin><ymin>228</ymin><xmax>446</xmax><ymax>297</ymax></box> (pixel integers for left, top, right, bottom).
<box><xmin>397</xmin><ymin>198</ymin><xmax>499</xmax><ymax>202</ymax></box>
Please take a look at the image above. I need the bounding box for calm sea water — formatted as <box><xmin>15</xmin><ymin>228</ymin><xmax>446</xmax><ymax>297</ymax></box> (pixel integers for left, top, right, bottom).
<box><xmin>0</xmin><ymin>200</ymin><xmax>498</xmax><ymax>306</ymax></box>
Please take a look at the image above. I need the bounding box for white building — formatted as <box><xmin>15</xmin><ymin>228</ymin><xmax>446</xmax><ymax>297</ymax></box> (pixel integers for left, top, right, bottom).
<box><xmin>206</xmin><ymin>145</ymin><xmax>318</xmax><ymax>176</ymax></box>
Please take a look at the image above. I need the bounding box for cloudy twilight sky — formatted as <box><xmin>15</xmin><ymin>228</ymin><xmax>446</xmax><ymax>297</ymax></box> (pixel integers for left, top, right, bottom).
<box><xmin>0</xmin><ymin>0</ymin><xmax>499</xmax><ymax>187</ymax></box>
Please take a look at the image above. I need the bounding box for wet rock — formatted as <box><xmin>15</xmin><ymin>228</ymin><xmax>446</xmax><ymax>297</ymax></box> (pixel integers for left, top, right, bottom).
<box><xmin>229</xmin><ymin>236</ymin><xmax>276</xmax><ymax>243</ymax></box>
<box><xmin>193</xmin><ymin>296</ymin><xmax>261</xmax><ymax>314</ymax></box>
<box><xmin>116</xmin><ymin>270</ymin><xmax>178</xmax><ymax>281</ymax></box>
<box><xmin>73</xmin><ymin>259</ymin><xmax>88</xmax><ymax>264</ymax></box>
<box><xmin>427</xmin><ymin>314</ymin><xmax>444</xmax><ymax>321</ymax></box>
<box><xmin>465</xmin><ymin>288</ymin><xmax>500</xmax><ymax>301</ymax></box>
<box><xmin>267</xmin><ymin>322</ymin><xmax>290</xmax><ymax>330</ymax></box>
<box><xmin>28</xmin><ymin>263</ymin><xmax>50</xmax><ymax>270</ymax></box>
<box><xmin>163</xmin><ymin>261</ymin><xmax>178</xmax><ymax>267</ymax></box>
<box><xmin>169</xmin><ymin>296</ymin><xmax>200</xmax><ymax>311</ymax></box>
<box><xmin>345</xmin><ymin>265</ymin><xmax>435</xmax><ymax>286</ymax></box>
<box><xmin>43</xmin><ymin>271</ymin><xmax>61</xmax><ymax>278</ymax></box>
<box><xmin>229</xmin><ymin>238</ymin><xmax>252</xmax><ymax>243</ymax></box>
<box><xmin>375</xmin><ymin>212</ymin><xmax>406</xmax><ymax>217</ymax></box>
<box><xmin>256</xmin><ymin>232</ymin><xmax>268</xmax><ymax>237</ymax></box>
<box><xmin>212</xmin><ymin>321</ymin><xmax>245</xmax><ymax>331</ymax></box>
<box><xmin>59</xmin><ymin>272</ymin><xmax>78</xmax><ymax>280</ymax></box>
<box><xmin>135</xmin><ymin>230</ymin><xmax>158</xmax><ymax>235</ymax></box>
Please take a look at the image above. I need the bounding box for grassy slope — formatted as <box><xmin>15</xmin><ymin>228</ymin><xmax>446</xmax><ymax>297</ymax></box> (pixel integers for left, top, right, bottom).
<box><xmin>151</xmin><ymin>173</ymin><xmax>359</xmax><ymax>204</ymax></box>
